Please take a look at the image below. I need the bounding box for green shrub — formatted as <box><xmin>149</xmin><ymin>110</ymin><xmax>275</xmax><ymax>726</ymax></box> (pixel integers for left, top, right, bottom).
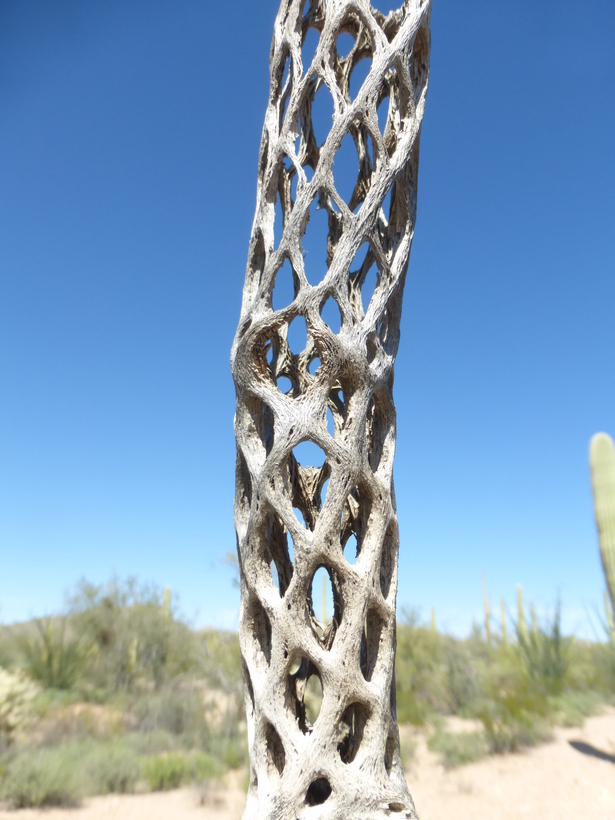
<box><xmin>142</xmin><ymin>751</ymin><xmax>187</xmax><ymax>790</ymax></box>
<box><xmin>81</xmin><ymin>741</ymin><xmax>141</xmax><ymax>794</ymax></box>
<box><xmin>549</xmin><ymin>690</ymin><xmax>602</xmax><ymax>728</ymax></box>
<box><xmin>0</xmin><ymin>748</ymin><xmax>81</xmax><ymax>808</ymax></box>
<box><xmin>427</xmin><ymin>730</ymin><xmax>486</xmax><ymax>768</ymax></box>
<box><xmin>16</xmin><ymin>618</ymin><xmax>89</xmax><ymax>691</ymax></box>
<box><xmin>515</xmin><ymin>601</ymin><xmax>570</xmax><ymax>695</ymax></box>
<box><xmin>473</xmin><ymin>669</ymin><xmax>552</xmax><ymax>754</ymax></box>
<box><xmin>189</xmin><ymin>750</ymin><xmax>224</xmax><ymax>782</ymax></box>
<box><xmin>395</xmin><ymin>611</ymin><xmax>447</xmax><ymax>724</ymax></box>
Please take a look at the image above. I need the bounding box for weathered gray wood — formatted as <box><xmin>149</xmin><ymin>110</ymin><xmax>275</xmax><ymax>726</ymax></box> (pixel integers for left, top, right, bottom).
<box><xmin>231</xmin><ymin>1</ymin><xmax>431</xmax><ymax>817</ymax></box>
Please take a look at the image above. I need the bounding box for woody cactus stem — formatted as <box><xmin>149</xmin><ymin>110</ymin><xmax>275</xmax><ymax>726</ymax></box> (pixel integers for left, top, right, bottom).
<box><xmin>231</xmin><ymin>1</ymin><xmax>431</xmax><ymax>818</ymax></box>
<box><xmin>590</xmin><ymin>433</ymin><xmax>615</xmax><ymax>626</ymax></box>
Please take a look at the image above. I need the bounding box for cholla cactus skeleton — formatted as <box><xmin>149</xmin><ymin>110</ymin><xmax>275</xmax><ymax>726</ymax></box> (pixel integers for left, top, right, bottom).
<box><xmin>231</xmin><ymin>0</ymin><xmax>431</xmax><ymax>817</ymax></box>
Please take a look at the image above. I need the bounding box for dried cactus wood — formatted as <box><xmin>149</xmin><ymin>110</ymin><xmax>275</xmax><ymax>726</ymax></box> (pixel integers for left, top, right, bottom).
<box><xmin>230</xmin><ymin>0</ymin><xmax>431</xmax><ymax>817</ymax></box>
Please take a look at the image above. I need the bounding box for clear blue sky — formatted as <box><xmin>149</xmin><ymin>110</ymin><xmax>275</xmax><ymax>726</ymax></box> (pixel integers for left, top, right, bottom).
<box><xmin>1</xmin><ymin>0</ymin><xmax>614</xmax><ymax>637</ymax></box>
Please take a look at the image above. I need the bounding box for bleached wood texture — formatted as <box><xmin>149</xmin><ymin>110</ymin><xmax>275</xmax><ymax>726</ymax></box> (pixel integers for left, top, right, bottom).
<box><xmin>230</xmin><ymin>1</ymin><xmax>431</xmax><ymax>817</ymax></box>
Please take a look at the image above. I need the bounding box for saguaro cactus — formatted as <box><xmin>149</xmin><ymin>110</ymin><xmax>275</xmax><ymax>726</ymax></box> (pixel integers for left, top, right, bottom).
<box><xmin>230</xmin><ymin>1</ymin><xmax>431</xmax><ymax>817</ymax></box>
<box><xmin>589</xmin><ymin>432</ymin><xmax>615</xmax><ymax>630</ymax></box>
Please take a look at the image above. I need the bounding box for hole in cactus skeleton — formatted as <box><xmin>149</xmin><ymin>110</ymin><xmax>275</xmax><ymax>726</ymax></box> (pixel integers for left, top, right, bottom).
<box><xmin>343</xmin><ymin>532</ymin><xmax>358</xmax><ymax>565</ymax></box>
<box><xmin>336</xmin><ymin>31</ymin><xmax>355</xmax><ymax>59</ymax></box>
<box><xmin>332</xmin><ymin>132</ymin><xmax>360</xmax><ymax>207</ymax></box>
<box><xmin>310</xmin><ymin>82</ymin><xmax>335</xmax><ymax>149</ymax></box>
<box><xmin>287</xmin><ymin>315</ymin><xmax>308</xmax><ymax>354</ymax></box>
<box><xmin>293</xmin><ymin>440</ymin><xmax>326</xmax><ymax>468</ymax></box>
<box><xmin>302</xmin><ymin>28</ymin><xmax>320</xmax><ymax>74</ymax></box>
<box><xmin>249</xmin><ymin>595</ymin><xmax>272</xmax><ymax>666</ymax></box>
<box><xmin>384</xmin><ymin>730</ymin><xmax>397</xmax><ymax>775</ymax></box>
<box><xmin>377</xmin><ymin>92</ymin><xmax>391</xmax><ymax>138</ymax></box>
<box><xmin>380</xmin><ymin>524</ymin><xmax>396</xmax><ymax>600</ymax></box>
<box><xmin>304</xmin><ymin>673</ymin><xmax>323</xmax><ymax>725</ymax></box>
<box><xmin>308</xmin><ymin>356</ymin><xmax>321</xmax><ymax>375</ymax></box>
<box><xmin>306</xmin><ymin>777</ymin><xmax>332</xmax><ymax>806</ymax></box>
<box><xmin>277</xmin><ymin>376</ymin><xmax>292</xmax><ymax>394</ymax></box>
<box><xmin>361</xmin><ymin>607</ymin><xmax>386</xmax><ymax>682</ymax></box>
<box><xmin>265</xmin><ymin>722</ymin><xmax>285</xmax><ymax>776</ymax></box>
<box><xmin>302</xmin><ymin>196</ymin><xmax>330</xmax><ymax>285</ymax></box>
<box><xmin>338</xmin><ymin>702</ymin><xmax>369</xmax><ymax>764</ymax></box>
<box><xmin>293</xmin><ymin>506</ymin><xmax>306</xmax><ymax>528</ymax></box>
<box><xmin>347</xmin><ymin>242</ymin><xmax>379</xmax><ymax>318</ymax></box>
<box><xmin>273</xmin><ymin>193</ymin><xmax>284</xmax><ymax>249</ymax></box>
<box><xmin>311</xmin><ymin>567</ymin><xmax>334</xmax><ymax>629</ymax></box>
<box><xmin>320</xmin><ymin>294</ymin><xmax>342</xmax><ymax>333</ymax></box>
<box><xmin>361</xmin><ymin>262</ymin><xmax>379</xmax><ymax>316</ymax></box>
<box><xmin>326</xmin><ymin>407</ymin><xmax>335</xmax><ymax>437</ymax></box>
<box><xmin>272</xmin><ymin>258</ymin><xmax>296</xmax><ymax>311</ymax></box>
<box><xmin>349</xmin><ymin>57</ymin><xmax>372</xmax><ymax>101</ymax></box>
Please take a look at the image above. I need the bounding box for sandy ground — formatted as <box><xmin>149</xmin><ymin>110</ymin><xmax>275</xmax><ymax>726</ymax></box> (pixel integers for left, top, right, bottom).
<box><xmin>1</xmin><ymin>710</ymin><xmax>614</xmax><ymax>819</ymax></box>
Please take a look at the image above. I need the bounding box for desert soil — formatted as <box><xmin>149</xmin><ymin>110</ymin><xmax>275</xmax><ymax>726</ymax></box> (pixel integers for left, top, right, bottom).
<box><xmin>1</xmin><ymin>710</ymin><xmax>614</xmax><ymax>820</ymax></box>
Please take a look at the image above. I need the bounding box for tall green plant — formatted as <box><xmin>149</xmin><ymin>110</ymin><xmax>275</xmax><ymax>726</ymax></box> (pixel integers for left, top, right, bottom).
<box><xmin>17</xmin><ymin>618</ymin><xmax>88</xmax><ymax>690</ymax></box>
<box><xmin>589</xmin><ymin>432</ymin><xmax>615</xmax><ymax>638</ymax></box>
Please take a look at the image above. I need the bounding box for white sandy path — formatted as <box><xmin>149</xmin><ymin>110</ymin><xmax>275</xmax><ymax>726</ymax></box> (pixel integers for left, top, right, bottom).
<box><xmin>1</xmin><ymin>711</ymin><xmax>614</xmax><ymax>820</ymax></box>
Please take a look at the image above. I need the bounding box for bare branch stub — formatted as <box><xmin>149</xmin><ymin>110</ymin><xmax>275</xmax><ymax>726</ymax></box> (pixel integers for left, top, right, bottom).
<box><xmin>231</xmin><ymin>1</ymin><xmax>431</xmax><ymax>817</ymax></box>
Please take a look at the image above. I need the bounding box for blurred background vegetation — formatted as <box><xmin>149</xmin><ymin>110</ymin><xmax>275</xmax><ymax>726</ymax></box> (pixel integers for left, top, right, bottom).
<box><xmin>0</xmin><ymin>575</ymin><xmax>614</xmax><ymax>807</ymax></box>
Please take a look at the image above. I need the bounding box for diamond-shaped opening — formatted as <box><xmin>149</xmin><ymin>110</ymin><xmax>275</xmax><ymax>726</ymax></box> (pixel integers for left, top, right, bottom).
<box><xmin>272</xmin><ymin>258</ymin><xmax>297</xmax><ymax>312</ymax></box>
<box><xmin>248</xmin><ymin>595</ymin><xmax>272</xmax><ymax>666</ymax></box>
<box><xmin>338</xmin><ymin>702</ymin><xmax>369</xmax><ymax>764</ymax></box>
<box><xmin>343</xmin><ymin>532</ymin><xmax>358</xmax><ymax>565</ymax></box>
<box><xmin>311</xmin><ymin>566</ymin><xmax>334</xmax><ymax>628</ymax></box>
<box><xmin>279</xmin><ymin>55</ymin><xmax>293</xmax><ymax>129</ymax></box>
<box><xmin>265</xmin><ymin>340</ymin><xmax>274</xmax><ymax>365</ymax></box>
<box><xmin>294</xmin><ymin>506</ymin><xmax>306</xmax><ymax>528</ymax></box>
<box><xmin>287</xmin><ymin>656</ymin><xmax>320</xmax><ymax>734</ymax></box>
<box><xmin>361</xmin><ymin>263</ymin><xmax>379</xmax><ymax>315</ymax></box>
<box><xmin>310</xmin><ymin>81</ymin><xmax>335</xmax><ymax>148</ymax></box>
<box><xmin>268</xmin><ymin>514</ymin><xmax>294</xmax><ymax>597</ymax></box>
<box><xmin>350</xmin><ymin>57</ymin><xmax>372</xmax><ymax>101</ymax></box>
<box><xmin>302</xmin><ymin>27</ymin><xmax>320</xmax><ymax>74</ymax></box>
<box><xmin>277</xmin><ymin>375</ymin><xmax>292</xmax><ymax>394</ymax></box>
<box><xmin>289</xmin><ymin>438</ymin><xmax>329</xmax><ymax>531</ymax></box>
<box><xmin>293</xmin><ymin>440</ymin><xmax>325</xmax><ymax>469</ymax></box>
<box><xmin>380</xmin><ymin>184</ymin><xmax>392</xmax><ymax>229</ymax></box>
<box><xmin>320</xmin><ymin>294</ymin><xmax>342</xmax><ymax>333</ymax></box>
<box><xmin>306</xmin><ymin>778</ymin><xmax>332</xmax><ymax>806</ymax></box>
<box><xmin>336</xmin><ymin>31</ymin><xmax>355</xmax><ymax>59</ymax></box>
<box><xmin>380</xmin><ymin>521</ymin><xmax>397</xmax><ymax>600</ymax></box>
<box><xmin>321</xmin><ymin>477</ymin><xmax>329</xmax><ymax>504</ymax></box>
<box><xmin>377</xmin><ymin>93</ymin><xmax>391</xmax><ymax>137</ymax></box>
<box><xmin>333</xmin><ymin>132</ymin><xmax>360</xmax><ymax>208</ymax></box>
<box><xmin>274</xmin><ymin>193</ymin><xmax>284</xmax><ymax>249</ymax></box>
<box><xmin>384</xmin><ymin>731</ymin><xmax>397</xmax><ymax>776</ymax></box>
<box><xmin>301</xmin><ymin>197</ymin><xmax>330</xmax><ymax>285</ymax></box>
<box><xmin>304</xmin><ymin>673</ymin><xmax>323</xmax><ymax>725</ymax></box>
<box><xmin>287</xmin><ymin>315</ymin><xmax>308</xmax><ymax>354</ymax></box>
<box><xmin>326</xmin><ymin>407</ymin><xmax>335</xmax><ymax>437</ymax></box>
<box><xmin>348</xmin><ymin>242</ymin><xmax>379</xmax><ymax>318</ymax></box>
<box><xmin>265</xmin><ymin>722</ymin><xmax>285</xmax><ymax>776</ymax></box>
<box><xmin>361</xmin><ymin>607</ymin><xmax>386</xmax><ymax>682</ymax></box>
<box><xmin>308</xmin><ymin>356</ymin><xmax>321</xmax><ymax>375</ymax></box>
